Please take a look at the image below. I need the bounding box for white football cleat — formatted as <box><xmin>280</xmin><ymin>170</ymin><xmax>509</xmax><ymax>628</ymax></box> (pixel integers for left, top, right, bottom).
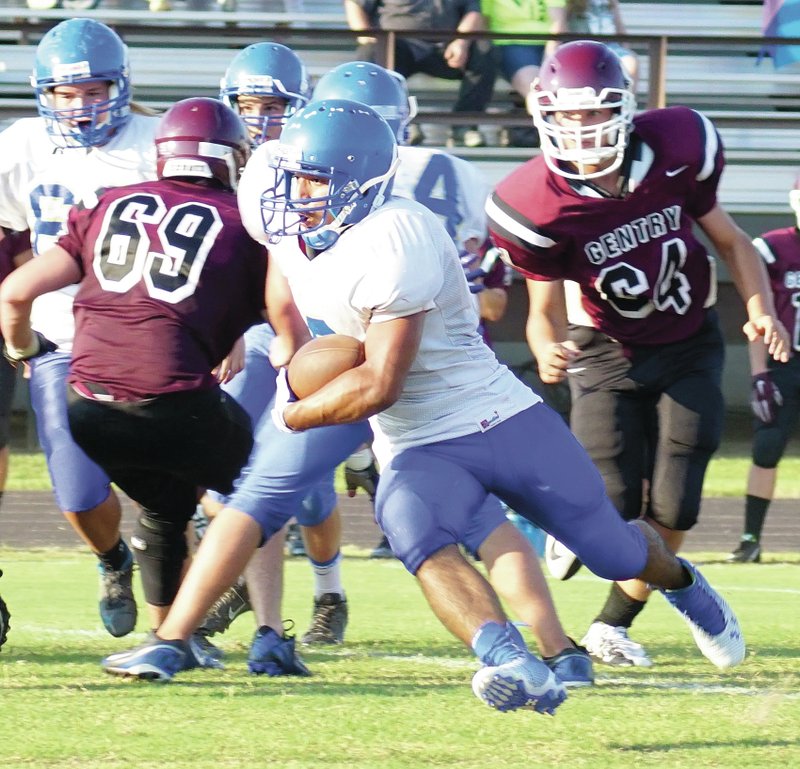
<box><xmin>661</xmin><ymin>559</ymin><xmax>745</xmax><ymax>669</ymax></box>
<box><xmin>544</xmin><ymin>534</ymin><xmax>583</xmax><ymax>581</ymax></box>
<box><xmin>581</xmin><ymin>622</ymin><xmax>653</xmax><ymax>667</ymax></box>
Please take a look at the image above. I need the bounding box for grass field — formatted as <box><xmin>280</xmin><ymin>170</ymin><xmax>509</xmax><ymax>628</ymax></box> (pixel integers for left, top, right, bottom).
<box><xmin>1</xmin><ymin>550</ymin><xmax>799</xmax><ymax>769</ymax></box>
<box><xmin>5</xmin><ymin>449</ymin><xmax>800</xmax><ymax>498</ymax></box>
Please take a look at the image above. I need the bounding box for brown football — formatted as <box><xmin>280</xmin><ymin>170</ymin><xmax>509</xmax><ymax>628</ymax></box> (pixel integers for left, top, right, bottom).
<box><xmin>287</xmin><ymin>334</ymin><xmax>365</xmax><ymax>399</ymax></box>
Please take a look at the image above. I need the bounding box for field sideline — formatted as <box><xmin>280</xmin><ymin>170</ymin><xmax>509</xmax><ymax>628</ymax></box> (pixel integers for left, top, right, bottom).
<box><xmin>1</xmin><ymin>550</ymin><xmax>798</xmax><ymax>768</ymax></box>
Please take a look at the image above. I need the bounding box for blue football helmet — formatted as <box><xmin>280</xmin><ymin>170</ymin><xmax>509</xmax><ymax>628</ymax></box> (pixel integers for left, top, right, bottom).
<box><xmin>262</xmin><ymin>99</ymin><xmax>399</xmax><ymax>249</ymax></box>
<box><xmin>220</xmin><ymin>43</ymin><xmax>310</xmax><ymax>146</ymax></box>
<box><xmin>31</xmin><ymin>18</ymin><xmax>131</xmax><ymax>149</ymax></box>
<box><xmin>312</xmin><ymin>62</ymin><xmax>416</xmax><ymax>144</ymax></box>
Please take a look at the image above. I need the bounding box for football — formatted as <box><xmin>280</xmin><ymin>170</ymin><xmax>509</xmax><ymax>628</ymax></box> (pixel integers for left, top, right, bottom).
<box><xmin>288</xmin><ymin>334</ymin><xmax>365</xmax><ymax>399</ymax></box>
<box><xmin>544</xmin><ymin>534</ymin><xmax>584</xmax><ymax>581</ymax></box>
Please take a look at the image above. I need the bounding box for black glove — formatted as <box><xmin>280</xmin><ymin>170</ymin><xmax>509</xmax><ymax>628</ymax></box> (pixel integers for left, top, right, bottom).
<box><xmin>750</xmin><ymin>372</ymin><xmax>783</xmax><ymax>424</ymax></box>
<box><xmin>3</xmin><ymin>331</ymin><xmax>57</xmax><ymax>365</ymax></box>
<box><xmin>344</xmin><ymin>459</ymin><xmax>380</xmax><ymax>502</ymax></box>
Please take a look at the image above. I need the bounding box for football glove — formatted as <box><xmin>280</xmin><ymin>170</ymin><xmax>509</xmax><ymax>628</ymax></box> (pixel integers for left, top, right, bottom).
<box><xmin>344</xmin><ymin>449</ymin><xmax>380</xmax><ymax>502</ymax></box>
<box><xmin>271</xmin><ymin>367</ymin><xmax>301</xmax><ymax>434</ymax></box>
<box><xmin>3</xmin><ymin>331</ymin><xmax>57</xmax><ymax>364</ymax></box>
<box><xmin>750</xmin><ymin>372</ymin><xmax>783</xmax><ymax>424</ymax></box>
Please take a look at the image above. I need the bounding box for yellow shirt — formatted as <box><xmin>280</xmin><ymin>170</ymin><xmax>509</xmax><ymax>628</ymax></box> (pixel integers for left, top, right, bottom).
<box><xmin>482</xmin><ymin>0</ymin><xmax>565</xmax><ymax>45</ymax></box>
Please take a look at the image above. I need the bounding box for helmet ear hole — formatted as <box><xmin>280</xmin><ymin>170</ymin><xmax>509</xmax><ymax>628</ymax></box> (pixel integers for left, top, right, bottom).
<box><xmin>155</xmin><ymin>98</ymin><xmax>251</xmax><ymax>191</ymax></box>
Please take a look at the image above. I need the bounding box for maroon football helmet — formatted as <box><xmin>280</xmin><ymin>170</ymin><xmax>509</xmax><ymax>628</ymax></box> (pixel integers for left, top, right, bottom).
<box><xmin>155</xmin><ymin>97</ymin><xmax>251</xmax><ymax>190</ymax></box>
<box><xmin>528</xmin><ymin>40</ymin><xmax>636</xmax><ymax>180</ymax></box>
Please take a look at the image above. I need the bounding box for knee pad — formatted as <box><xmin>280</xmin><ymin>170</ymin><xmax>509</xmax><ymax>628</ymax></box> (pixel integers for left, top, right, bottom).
<box><xmin>130</xmin><ymin>514</ymin><xmax>188</xmax><ymax>606</ymax></box>
<box><xmin>752</xmin><ymin>426</ymin><xmax>786</xmax><ymax>469</ymax></box>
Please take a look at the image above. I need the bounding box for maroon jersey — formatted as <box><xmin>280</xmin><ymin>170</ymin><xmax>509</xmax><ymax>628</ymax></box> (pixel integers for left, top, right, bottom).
<box><xmin>754</xmin><ymin>227</ymin><xmax>800</xmax><ymax>353</ymax></box>
<box><xmin>487</xmin><ymin>106</ymin><xmax>723</xmax><ymax>347</ymax></box>
<box><xmin>59</xmin><ymin>179</ymin><xmax>266</xmax><ymax>401</ymax></box>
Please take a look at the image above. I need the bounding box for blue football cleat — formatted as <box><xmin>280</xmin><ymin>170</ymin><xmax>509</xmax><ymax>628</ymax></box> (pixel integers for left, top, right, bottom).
<box><xmin>544</xmin><ymin>645</ymin><xmax>595</xmax><ymax>688</ymax></box>
<box><xmin>472</xmin><ymin>653</ymin><xmax>567</xmax><ymax>714</ymax></box>
<box><xmin>248</xmin><ymin>624</ymin><xmax>311</xmax><ymax>676</ymax></box>
<box><xmin>103</xmin><ymin>632</ymin><xmax>224</xmax><ymax>682</ymax></box>
<box><xmin>97</xmin><ymin>548</ymin><xmax>137</xmax><ymax>638</ymax></box>
<box><xmin>661</xmin><ymin>558</ymin><xmax>746</xmax><ymax>669</ymax></box>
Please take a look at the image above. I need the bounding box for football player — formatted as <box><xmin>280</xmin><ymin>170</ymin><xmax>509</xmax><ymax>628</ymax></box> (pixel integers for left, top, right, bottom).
<box><xmin>199</xmin><ymin>43</ymin><xmax>354</xmax><ymax>665</ymax></box>
<box><xmin>728</xmin><ymin>180</ymin><xmax>800</xmax><ymax>563</ymax></box>
<box><xmin>311</xmin><ymin>61</ymin><xmax>592</xmax><ymax>687</ymax></box>
<box><xmin>101</xmin><ymin>99</ymin><xmax>744</xmax><ymax>709</ymax></box>
<box><xmin>486</xmin><ymin>40</ymin><xmax>788</xmax><ymax>666</ymax></box>
<box><xmin>0</xmin><ymin>97</ymin><xmax>274</xmax><ymax>672</ymax></box>
<box><xmin>0</xmin><ymin>18</ymin><xmax>161</xmax><ymax>639</ymax></box>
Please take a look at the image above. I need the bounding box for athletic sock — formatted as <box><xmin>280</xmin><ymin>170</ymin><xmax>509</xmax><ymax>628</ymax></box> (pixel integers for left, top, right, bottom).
<box><xmin>310</xmin><ymin>551</ymin><xmax>344</xmax><ymax>599</ymax></box>
<box><xmin>594</xmin><ymin>582</ymin><xmax>647</xmax><ymax>628</ymax></box>
<box><xmin>98</xmin><ymin>538</ymin><xmax>130</xmax><ymax>572</ymax></box>
<box><xmin>744</xmin><ymin>495</ymin><xmax>770</xmax><ymax>541</ymax></box>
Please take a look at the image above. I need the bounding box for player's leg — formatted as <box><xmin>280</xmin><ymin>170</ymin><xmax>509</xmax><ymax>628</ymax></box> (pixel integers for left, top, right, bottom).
<box><xmin>378</xmin><ymin>450</ymin><xmax>566</xmax><ymax>713</ymax></box>
<box><xmin>476</xmin><ymin>513</ymin><xmax>594</xmax><ymax>688</ymax></box>
<box><xmin>730</xmin><ymin>360</ymin><xmax>800</xmax><ymax>562</ymax></box>
<box><xmin>103</xmin><ymin>419</ymin><xmax>370</xmax><ymax>681</ymax></box>
<box><xmin>297</xmin><ymin>485</ymin><xmax>348</xmax><ymax>646</ymax></box>
<box><xmin>29</xmin><ymin>353</ymin><xmax>135</xmax><ymax>637</ymax></box>
<box><xmin>487</xmin><ymin>401</ymin><xmax>744</xmax><ymax>670</ymax></box>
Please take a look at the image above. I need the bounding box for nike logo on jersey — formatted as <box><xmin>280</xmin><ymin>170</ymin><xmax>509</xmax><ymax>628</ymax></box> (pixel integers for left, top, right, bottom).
<box><xmin>665</xmin><ymin>165</ymin><xmax>689</xmax><ymax>177</ymax></box>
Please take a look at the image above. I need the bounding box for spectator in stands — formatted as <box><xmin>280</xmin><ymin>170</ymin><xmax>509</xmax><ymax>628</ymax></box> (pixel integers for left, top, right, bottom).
<box><xmin>487</xmin><ymin>40</ymin><xmax>789</xmax><ymax>668</ymax></box>
<box><xmin>343</xmin><ymin>0</ymin><xmax>496</xmax><ymax>147</ymax></box>
<box><xmin>564</xmin><ymin>0</ymin><xmax>639</xmax><ymax>89</ymax></box>
<box><xmin>728</xmin><ymin>181</ymin><xmax>800</xmax><ymax>563</ymax></box>
<box><xmin>481</xmin><ymin>0</ymin><xmax>567</xmax><ymax>147</ymax></box>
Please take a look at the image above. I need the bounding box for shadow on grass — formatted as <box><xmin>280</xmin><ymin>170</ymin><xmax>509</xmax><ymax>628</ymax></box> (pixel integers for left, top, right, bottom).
<box><xmin>613</xmin><ymin>738</ymin><xmax>798</xmax><ymax>752</ymax></box>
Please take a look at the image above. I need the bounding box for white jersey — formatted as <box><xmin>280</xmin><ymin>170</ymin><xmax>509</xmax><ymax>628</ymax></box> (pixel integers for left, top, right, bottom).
<box><xmin>394</xmin><ymin>145</ymin><xmax>489</xmax><ymax>255</ymax></box>
<box><xmin>239</xmin><ymin>168</ymin><xmax>540</xmax><ymax>453</ymax></box>
<box><xmin>0</xmin><ymin>114</ymin><xmax>159</xmax><ymax>349</ymax></box>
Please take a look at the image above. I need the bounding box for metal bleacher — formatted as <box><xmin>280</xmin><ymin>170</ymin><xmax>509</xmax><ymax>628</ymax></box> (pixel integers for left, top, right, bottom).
<box><xmin>0</xmin><ymin>0</ymin><xmax>797</xmax><ymax>222</ymax></box>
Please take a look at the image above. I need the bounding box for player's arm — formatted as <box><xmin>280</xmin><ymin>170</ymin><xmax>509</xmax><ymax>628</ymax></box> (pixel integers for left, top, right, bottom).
<box><xmin>698</xmin><ymin>204</ymin><xmax>790</xmax><ymax>362</ymax></box>
<box><xmin>0</xmin><ymin>244</ymin><xmax>80</xmax><ymax>355</ymax></box>
<box><xmin>525</xmin><ymin>277</ymin><xmax>580</xmax><ymax>384</ymax></box>
<box><xmin>265</xmin><ymin>255</ymin><xmax>311</xmax><ymax>368</ymax></box>
<box><xmin>283</xmin><ymin>311</ymin><xmax>425</xmax><ymax>431</ymax></box>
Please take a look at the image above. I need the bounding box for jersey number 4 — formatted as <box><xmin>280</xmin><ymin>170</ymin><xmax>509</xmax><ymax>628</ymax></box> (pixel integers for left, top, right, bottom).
<box><xmin>94</xmin><ymin>192</ymin><xmax>223</xmax><ymax>304</ymax></box>
<box><xmin>595</xmin><ymin>238</ymin><xmax>712</xmax><ymax>318</ymax></box>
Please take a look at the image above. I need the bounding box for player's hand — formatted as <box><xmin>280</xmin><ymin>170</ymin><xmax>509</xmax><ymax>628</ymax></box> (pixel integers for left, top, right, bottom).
<box><xmin>750</xmin><ymin>372</ymin><xmax>783</xmax><ymax>424</ymax></box>
<box><xmin>271</xmin><ymin>367</ymin><xmax>301</xmax><ymax>433</ymax></box>
<box><xmin>460</xmin><ymin>253</ymin><xmax>486</xmax><ymax>294</ymax></box>
<box><xmin>344</xmin><ymin>448</ymin><xmax>380</xmax><ymax>501</ymax></box>
<box><xmin>214</xmin><ymin>336</ymin><xmax>245</xmax><ymax>384</ymax></box>
<box><xmin>3</xmin><ymin>331</ymin><xmax>57</xmax><ymax>365</ymax></box>
<box><xmin>537</xmin><ymin>341</ymin><xmax>580</xmax><ymax>385</ymax></box>
<box><xmin>743</xmin><ymin>315</ymin><xmax>791</xmax><ymax>363</ymax></box>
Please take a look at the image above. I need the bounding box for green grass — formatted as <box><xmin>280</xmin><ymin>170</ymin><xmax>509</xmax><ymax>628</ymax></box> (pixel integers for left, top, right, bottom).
<box><xmin>9</xmin><ymin>449</ymin><xmax>800</xmax><ymax>497</ymax></box>
<box><xmin>0</xmin><ymin>551</ymin><xmax>799</xmax><ymax>768</ymax></box>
